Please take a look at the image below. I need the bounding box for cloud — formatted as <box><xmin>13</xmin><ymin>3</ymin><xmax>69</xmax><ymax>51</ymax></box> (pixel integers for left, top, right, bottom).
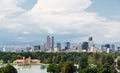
<box><xmin>22</xmin><ymin>0</ymin><xmax>105</xmax><ymax>34</ymax></box>
<box><xmin>0</xmin><ymin>0</ymin><xmax>26</xmax><ymax>19</ymax></box>
<box><xmin>22</xmin><ymin>0</ymin><xmax>100</xmax><ymax>33</ymax></box>
<box><xmin>28</xmin><ymin>0</ymin><xmax>92</xmax><ymax>13</ymax></box>
<box><xmin>0</xmin><ymin>0</ymin><xmax>120</xmax><ymax>44</ymax></box>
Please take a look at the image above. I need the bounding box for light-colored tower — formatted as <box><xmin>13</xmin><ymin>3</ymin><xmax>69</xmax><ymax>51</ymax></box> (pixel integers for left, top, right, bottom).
<box><xmin>88</xmin><ymin>37</ymin><xmax>94</xmax><ymax>52</ymax></box>
<box><xmin>89</xmin><ymin>37</ymin><xmax>94</xmax><ymax>48</ymax></box>
<box><xmin>57</xmin><ymin>43</ymin><xmax>61</xmax><ymax>51</ymax></box>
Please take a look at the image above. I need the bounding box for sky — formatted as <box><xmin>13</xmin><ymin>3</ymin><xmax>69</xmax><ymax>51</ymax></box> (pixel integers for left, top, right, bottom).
<box><xmin>0</xmin><ymin>0</ymin><xmax>120</xmax><ymax>45</ymax></box>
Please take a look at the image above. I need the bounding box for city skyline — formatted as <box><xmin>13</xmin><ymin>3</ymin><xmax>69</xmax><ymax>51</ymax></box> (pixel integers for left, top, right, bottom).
<box><xmin>0</xmin><ymin>0</ymin><xmax>120</xmax><ymax>45</ymax></box>
<box><xmin>0</xmin><ymin>36</ymin><xmax>118</xmax><ymax>53</ymax></box>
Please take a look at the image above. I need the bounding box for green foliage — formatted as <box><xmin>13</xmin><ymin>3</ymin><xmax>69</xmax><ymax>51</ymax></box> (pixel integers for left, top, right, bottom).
<box><xmin>0</xmin><ymin>52</ymin><xmax>116</xmax><ymax>65</ymax></box>
<box><xmin>117</xmin><ymin>58</ymin><xmax>120</xmax><ymax>69</ymax></box>
<box><xmin>47</xmin><ymin>61</ymin><xmax>76</xmax><ymax>73</ymax></box>
<box><xmin>62</xmin><ymin>61</ymin><xmax>77</xmax><ymax>73</ymax></box>
<box><xmin>0</xmin><ymin>52</ymin><xmax>119</xmax><ymax>73</ymax></box>
<box><xmin>0</xmin><ymin>59</ymin><xmax>3</xmax><ymax>64</ymax></box>
<box><xmin>99</xmin><ymin>63</ymin><xmax>112</xmax><ymax>73</ymax></box>
<box><xmin>79</xmin><ymin>56</ymin><xmax>88</xmax><ymax>69</ymax></box>
<box><xmin>0</xmin><ymin>66</ymin><xmax>5</xmax><ymax>73</ymax></box>
<box><xmin>47</xmin><ymin>63</ymin><xmax>61</xmax><ymax>73</ymax></box>
<box><xmin>79</xmin><ymin>67</ymin><xmax>98</xmax><ymax>73</ymax></box>
<box><xmin>0</xmin><ymin>64</ymin><xmax>17</xmax><ymax>73</ymax></box>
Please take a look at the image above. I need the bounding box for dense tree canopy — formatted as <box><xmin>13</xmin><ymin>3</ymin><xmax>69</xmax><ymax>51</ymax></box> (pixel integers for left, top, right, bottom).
<box><xmin>0</xmin><ymin>64</ymin><xmax>17</xmax><ymax>73</ymax></box>
<box><xmin>117</xmin><ymin>58</ymin><xmax>120</xmax><ymax>69</ymax></box>
<box><xmin>61</xmin><ymin>61</ymin><xmax>76</xmax><ymax>73</ymax></box>
<box><xmin>0</xmin><ymin>52</ymin><xmax>119</xmax><ymax>73</ymax></box>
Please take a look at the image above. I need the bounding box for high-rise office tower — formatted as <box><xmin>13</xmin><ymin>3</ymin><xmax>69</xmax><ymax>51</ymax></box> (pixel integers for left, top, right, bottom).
<box><xmin>82</xmin><ymin>42</ymin><xmax>88</xmax><ymax>51</ymax></box>
<box><xmin>46</xmin><ymin>36</ymin><xmax>50</xmax><ymax>50</ymax></box>
<box><xmin>46</xmin><ymin>36</ymin><xmax>54</xmax><ymax>50</ymax></box>
<box><xmin>105</xmin><ymin>44</ymin><xmax>110</xmax><ymax>48</ymax></box>
<box><xmin>88</xmin><ymin>37</ymin><xmax>94</xmax><ymax>49</ymax></box>
<box><xmin>57</xmin><ymin>43</ymin><xmax>61</xmax><ymax>51</ymax></box>
<box><xmin>51</xmin><ymin>36</ymin><xmax>54</xmax><ymax>49</ymax></box>
<box><xmin>65</xmin><ymin>42</ymin><xmax>71</xmax><ymax>50</ymax></box>
<box><xmin>88</xmin><ymin>37</ymin><xmax>96</xmax><ymax>52</ymax></box>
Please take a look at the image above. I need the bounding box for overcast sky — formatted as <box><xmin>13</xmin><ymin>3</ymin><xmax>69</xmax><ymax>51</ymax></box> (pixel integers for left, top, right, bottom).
<box><xmin>0</xmin><ymin>0</ymin><xmax>120</xmax><ymax>45</ymax></box>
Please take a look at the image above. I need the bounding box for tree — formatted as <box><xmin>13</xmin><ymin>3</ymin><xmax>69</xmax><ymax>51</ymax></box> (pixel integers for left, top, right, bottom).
<box><xmin>79</xmin><ymin>56</ymin><xmax>88</xmax><ymax>69</ymax></box>
<box><xmin>106</xmin><ymin>55</ymin><xmax>114</xmax><ymax>65</ymax></box>
<box><xmin>47</xmin><ymin>64</ymin><xmax>59</xmax><ymax>73</ymax></box>
<box><xmin>79</xmin><ymin>67</ymin><xmax>98</xmax><ymax>73</ymax></box>
<box><xmin>62</xmin><ymin>61</ymin><xmax>77</xmax><ymax>73</ymax></box>
<box><xmin>99</xmin><ymin>63</ymin><xmax>112</xmax><ymax>73</ymax></box>
<box><xmin>0</xmin><ymin>66</ymin><xmax>5</xmax><ymax>73</ymax></box>
<box><xmin>4</xmin><ymin>64</ymin><xmax>17</xmax><ymax>73</ymax></box>
<box><xmin>117</xmin><ymin>58</ymin><xmax>120</xmax><ymax>69</ymax></box>
<box><xmin>0</xmin><ymin>64</ymin><xmax>17</xmax><ymax>73</ymax></box>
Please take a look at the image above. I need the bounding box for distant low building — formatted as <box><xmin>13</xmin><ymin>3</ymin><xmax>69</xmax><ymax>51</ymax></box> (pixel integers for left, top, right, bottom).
<box><xmin>34</xmin><ymin>45</ymin><xmax>41</xmax><ymax>52</ymax></box>
<box><xmin>54</xmin><ymin>47</ymin><xmax>59</xmax><ymax>52</ymax></box>
<box><xmin>101</xmin><ymin>44</ymin><xmax>115</xmax><ymax>53</ymax></box>
<box><xmin>88</xmin><ymin>46</ymin><xmax>98</xmax><ymax>53</ymax></box>
<box><xmin>2</xmin><ymin>45</ymin><xmax>32</xmax><ymax>53</ymax></box>
<box><xmin>117</xmin><ymin>47</ymin><xmax>120</xmax><ymax>53</ymax></box>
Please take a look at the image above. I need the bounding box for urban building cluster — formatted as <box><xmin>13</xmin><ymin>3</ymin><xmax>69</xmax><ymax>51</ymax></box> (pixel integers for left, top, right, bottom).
<box><xmin>0</xmin><ymin>36</ymin><xmax>120</xmax><ymax>53</ymax></box>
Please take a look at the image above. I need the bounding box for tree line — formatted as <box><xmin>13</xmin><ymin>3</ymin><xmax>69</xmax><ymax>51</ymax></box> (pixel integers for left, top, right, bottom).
<box><xmin>0</xmin><ymin>52</ymin><xmax>120</xmax><ymax>73</ymax></box>
<box><xmin>0</xmin><ymin>52</ymin><xmax>119</xmax><ymax>64</ymax></box>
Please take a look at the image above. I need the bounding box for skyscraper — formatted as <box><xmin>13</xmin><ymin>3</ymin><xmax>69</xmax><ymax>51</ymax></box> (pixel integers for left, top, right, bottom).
<box><xmin>46</xmin><ymin>35</ymin><xmax>54</xmax><ymax>50</ymax></box>
<box><xmin>88</xmin><ymin>37</ymin><xmax>94</xmax><ymax>49</ymax></box>
<box><xmin>65</xmin><ymin>42</ymin><xmax>71</xmax><ymax>50</ymax></box>
<box><xmin>46</xmin><ymin>36</ymin><xmax>50</xmax><ymax>50</ymax></box>
<box><xmin>105</xmin><ymin>44</ymin><xmax>110</xmax><ymax>48</ymax></box>
<box><xmin>57</xmin><ymin>43</ymin><xmax>61</xmax><ymax>51</ymax></box>
<box><xmin>51</xmin><ymin>36</ymin><xmax>54</xmax><ymax>49</ymax></box>
<box><xmin>82</xmin><ymin>42</ymin><xmax>88</xmax><ymax>51</ymax></box>
<box><xmin>88</xmin><ymin>37</ymin><xmax>97</xmax><ymax>52</ymax></box>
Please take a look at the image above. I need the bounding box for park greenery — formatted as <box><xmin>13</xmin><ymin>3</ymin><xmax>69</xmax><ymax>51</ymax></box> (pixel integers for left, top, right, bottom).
<box><xmin>117</xmin><ymin>58</ymin><xmax>120</xmax><ymax>69</ymax></box>
<box><xmin>0</xmin><ymin>64</ymin><xmax>17</xmax><ymax>73</ymax></box>
<box><xmin>0</xmin><ymin>52</ymin><xmax>120</xmax><ymax>73</ymax></box>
